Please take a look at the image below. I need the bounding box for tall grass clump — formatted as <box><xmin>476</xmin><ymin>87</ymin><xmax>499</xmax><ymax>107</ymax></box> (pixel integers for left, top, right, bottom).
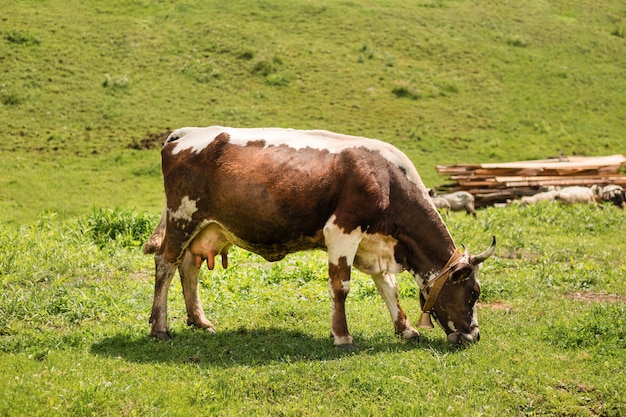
<box><xmin>251</xmin><ymin>56</ymin><xmax>282</xmax><ymax>77</ymax></box>
<box><xmin>1</xmin><ymin>92</ymin><xmax>23</xmax><ymax>106</ymax></box>
<box><xmin>0</xmin><ymin>210</ymin><xmax>156</xmax><ymax>288</ymax></box>
<box><xmin>81</xmin><ymin>208</ymin><xmax>157</xmax><ymax>249</ymax></box>
<box><xmin>392</xmin><ymin>83</ymin><xmax>421</xmax><ymax>100</ymax></box>
<box><xmin>4</xmin><ymin>29</ymin><xmax>40</xmax><ymax>45</ymax></box>
<box><xmin>0</xmin><ymin>213</ymin><xmax>101</xmax><ymax>285</ymax></box>
<box><xmin>611</xmin><ymin>27</ymin><xmax>625</xmax><ymax>39</ymax></box>
<box><xmin>546</xmin><ymin>303</ymin><xmax>626</xmax><ymax>350</ymax></box>
<box><xmin>0</xmin><ymin>210</ymin><xmax>157</xmax><ymax>355</ymax></box>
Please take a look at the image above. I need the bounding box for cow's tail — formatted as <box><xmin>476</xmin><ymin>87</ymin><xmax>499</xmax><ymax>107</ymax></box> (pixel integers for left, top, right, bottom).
<box><xmin>143</xmin><ymin>206</ymin><xmax>167</xmax><ymax>254</ymax></box>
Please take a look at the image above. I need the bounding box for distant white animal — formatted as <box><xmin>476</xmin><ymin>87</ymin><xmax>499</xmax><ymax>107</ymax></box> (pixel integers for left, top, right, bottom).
<box><xmin>555</xmin><ymin>186</ymin><xmax>598</xmax><ymax>205</ymax></box>
<box><xmin>519</xmin><ymin>190</ymin><xmax>558</xmax><ymax>206</ymax></box>
<box><xmin>514</xmin><ymin>184</ymin><xmax>624</xmax><ymax>208</ymax></box>
<box><xmin>430</xmin><ymin>195</ymin><xmax>451</xmax><ymax>211</ymax></box>
<box><xmin>429</xmin><ymin>190</ymin><xmax>476</xmax><ymax>217</ymax></box>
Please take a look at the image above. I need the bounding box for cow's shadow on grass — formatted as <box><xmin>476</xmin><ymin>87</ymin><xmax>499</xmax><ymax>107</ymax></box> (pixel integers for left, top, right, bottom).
<box><xmin>90</xmin><ymin>326</ymin><xmax>463</xmax><ymax>368</ymax></box>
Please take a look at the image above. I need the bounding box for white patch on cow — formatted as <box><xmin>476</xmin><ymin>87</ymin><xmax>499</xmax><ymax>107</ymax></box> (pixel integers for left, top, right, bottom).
<box><xmin>353</xmin><ymin>233</ymin><xmax>403</xmax><ymax>275</ymax></box>
<box><xmin>168</xmin><ymin>127</ymin><xmax>228</xmax><ymax>155</ymax></box>
<box><xmin>470</xmin><ymin>305</ymin><xmax>478</xmax><ymax>328</ymax></box>
<box><xmin>414</xmin><ymin>269</ymin><xmax>438</xmax><ymax>290</ymax></box>
<box><xmin>323</xmin><ymin>215</ymin><xmax>363</xmax><ymax>266</ymax></box>
<box><xmin>447</xmin><ymin>320</ymin><xmax>458</xmax><ymax>333</ymax></box>
<box><xmin>341</xmin><ymin>280</ymin><xmax>351</xmax><ymax>293</ymax></box>
<box><xmin>168</xmin><ymin>196</ymin><xmax>198</xmax><ymax>223</ymax></box>
<box><xmin>167</xmin><ymin>126</ymin><xmax>424</xmax><ymax>185</ymax></box>
<box><xmin>372</xmin><ymin>272</ymin><xmax>401</xmax><ymax>319</ymax></box>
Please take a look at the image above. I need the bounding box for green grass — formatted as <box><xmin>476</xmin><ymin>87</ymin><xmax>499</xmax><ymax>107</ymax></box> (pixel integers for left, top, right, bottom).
<box><xmin>1</xmin><ymin>205</ymin><xmax>625</xmax><ymax>416</ymax></box>
<box><xmin>0</xmin><ymin>151</ymin><xmax>163</xmax><ymax>226</ymax></box>
<box><xmin>1</xmin><ymin>0</ymin><xmax>626</xmax><ymax>415</ymax></box>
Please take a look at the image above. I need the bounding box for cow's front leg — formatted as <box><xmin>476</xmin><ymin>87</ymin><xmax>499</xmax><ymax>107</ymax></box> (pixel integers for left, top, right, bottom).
<box><xmin>328</xmin><ymin>256</ymin><xmax>354</xmax><ymax>349</ymax></box>
<box><xmin>150</xmin><ymin>254</ymin><xmax>177</xmax><ymax>340</ymax></box>
<box><xmin>372</xmin><ymin>272</ymin><xmax>420</xmax><ymax>341</ymax></box>
<box><xmin>179</xmin><ymin>252</ymin><xmax>215</xmax><ymax>333</ymax></box>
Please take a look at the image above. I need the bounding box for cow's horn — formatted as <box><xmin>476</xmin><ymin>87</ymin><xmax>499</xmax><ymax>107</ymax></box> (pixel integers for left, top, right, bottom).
<box><xmin>417</xmin><ymin>312</ymin><xmax>434</xmax><ymax>329</ymax></box>
<box><xmin>470</xmin><ymin>236</ymin><xmax>496</xmax><ymax>266</ymax></box>
<box><xmin>461</xmin><ymin>243</ymin><xmax>468</xmax><ymax>258</ymax></box>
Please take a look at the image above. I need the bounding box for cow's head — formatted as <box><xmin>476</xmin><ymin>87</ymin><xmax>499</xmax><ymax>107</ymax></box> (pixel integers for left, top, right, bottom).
<box><xmin>418</xmin><ymin>237</ymin><xmax>496</xmax><ymax>345</ymax></box>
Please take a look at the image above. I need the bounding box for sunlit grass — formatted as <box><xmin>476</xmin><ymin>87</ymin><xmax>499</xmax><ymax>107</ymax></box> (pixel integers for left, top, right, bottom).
<box><xmin>1</xmin><ymin>205</ymin><xmax>625</xmax><ymax>415</ymax></box>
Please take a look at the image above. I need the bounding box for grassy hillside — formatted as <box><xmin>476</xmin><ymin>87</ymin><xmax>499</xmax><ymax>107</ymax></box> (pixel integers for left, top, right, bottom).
<box><xmin>1</xmin><ymin>0</ymin><xmax>625</xmax><ymax>225</ymax></box>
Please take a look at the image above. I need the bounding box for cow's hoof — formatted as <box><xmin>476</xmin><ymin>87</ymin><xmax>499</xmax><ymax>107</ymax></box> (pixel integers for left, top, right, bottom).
<box><xmin>187</xmin><ymin>318</ymin><xmax>216</xmax><ymax>333</ymax></box>
<box><xmin>400</xmin><ymin>327</ymin><xmax>421</xmax><ymax>342</ymax></box>
<box><xmin>337</xmin><ymin>343</ymin><xmax>357</xmax><ymax>351</ymax></box>
<box><xmin>332</xmin><ymin>334</ymin><xmax>354</xmax><ymax>348</ymax></box>
<box><xmin>152</xmin><ymin>330</ymin><xmax>173</xmax><ymax>341</ymax></box>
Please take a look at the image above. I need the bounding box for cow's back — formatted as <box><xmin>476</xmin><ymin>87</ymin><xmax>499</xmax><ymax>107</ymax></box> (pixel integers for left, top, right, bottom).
<box><xmin>158</xmin><ymin>127</ymin><xmax>427</xmax><ymax>263</ymax></box>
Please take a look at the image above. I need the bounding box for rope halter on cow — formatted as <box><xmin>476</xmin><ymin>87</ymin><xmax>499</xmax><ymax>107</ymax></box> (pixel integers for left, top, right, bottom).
<box><xmin>417</xmin><ymin>247</ymin><xmax>464</xmax><ymax>329</ymax></box>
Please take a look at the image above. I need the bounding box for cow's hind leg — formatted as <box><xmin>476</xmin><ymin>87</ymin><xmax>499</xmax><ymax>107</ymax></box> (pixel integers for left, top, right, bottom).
<box><xmin>372</xmin><ymin>272</ymin><xmax>420</xmax><ymax>341</ymax></box>
<box><xmin>150</xmin><ymin>254</ymin><xmax>177</xmax><ymax>340</ymax></box>
<box><xmin>179</xmin><ymin>252</ymin><xmax>215</xmax><ymax>333</ymax></box>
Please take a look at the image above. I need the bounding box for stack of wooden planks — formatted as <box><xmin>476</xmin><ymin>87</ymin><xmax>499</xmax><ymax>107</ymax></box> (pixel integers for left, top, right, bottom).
<box><xmin>435</xmin><ymin>154</ymin><xmax>626</xmax><ymax>207</ymax></box>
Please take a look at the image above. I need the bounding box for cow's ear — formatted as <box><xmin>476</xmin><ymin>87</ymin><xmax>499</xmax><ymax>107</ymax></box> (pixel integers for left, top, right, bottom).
<box><xmin>450</xmin><ymin>265</ymin><xmax>472</xmax><ymax>282</ymax></box>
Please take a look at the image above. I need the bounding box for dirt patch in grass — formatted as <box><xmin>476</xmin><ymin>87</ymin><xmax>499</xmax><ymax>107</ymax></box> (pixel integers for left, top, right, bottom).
<box><xmin>128</xmin><ymin>130</ymin><xmax>172</xmax><ymax>150</ymax></box>
<box><xmin>479</xmin><ymin>301</ymin><xmax>513</xmax><ymax>311</ymax></box>
<box><xmin>566</xmin><ymin>292</ymin><xmax>626</xmax><ymax>303</ymax></box>
<box><xmin>499</xmin><ymin>249</ymin><xmax>543</xmax><ymax>262</ymax></box>
<box><xmin>128</xmin><ymin>270</ymin><xmax>154</xmax><ymax>282</ymax></box>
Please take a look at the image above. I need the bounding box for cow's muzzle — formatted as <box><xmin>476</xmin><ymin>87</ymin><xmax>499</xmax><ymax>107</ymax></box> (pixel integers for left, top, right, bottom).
<box><xmin>447</xmin><ymin>326</ymin><xmax>480</xmax><ymax>345</ymax></box>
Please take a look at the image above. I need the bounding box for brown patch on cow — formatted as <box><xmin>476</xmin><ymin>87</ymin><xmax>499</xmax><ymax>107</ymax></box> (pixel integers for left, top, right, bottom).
<box><xmin>566</xmin><ymin>292</ymin><xmax>626</xmax><ymax>303</ymax></box>
<box><xmin>244</xmin><ymin>139</ymin><xmax>266</xmax><ymax>148</ymax></box>
<box><xmin>128</xmin><ymin>130</ymin><xmax>172</xmax><ymax>150</ymax></box>
<box><xmin>328</xmin><ymin>257</ymin><xmax>351</xmax><ymax>295</ymax></box>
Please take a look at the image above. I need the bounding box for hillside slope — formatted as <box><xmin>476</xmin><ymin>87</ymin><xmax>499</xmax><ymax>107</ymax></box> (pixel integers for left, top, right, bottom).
<box><xmin>1</xmin><ymin>0</ymin><xmax>625</xmax><ymax>224</ymax></box>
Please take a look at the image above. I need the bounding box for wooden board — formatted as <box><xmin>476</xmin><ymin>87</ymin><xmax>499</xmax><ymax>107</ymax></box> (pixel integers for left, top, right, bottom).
<box><xmin>435</xmin><ymin>154</ymin><xmax>626</xmax><ymax>207</ymax></box>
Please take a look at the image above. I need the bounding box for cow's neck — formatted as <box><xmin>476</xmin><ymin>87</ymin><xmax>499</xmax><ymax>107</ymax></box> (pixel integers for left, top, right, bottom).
<box><xmin>395</xmin><ymin>216</ymin><xmax>457</xmax><ymax>289</ymax></box>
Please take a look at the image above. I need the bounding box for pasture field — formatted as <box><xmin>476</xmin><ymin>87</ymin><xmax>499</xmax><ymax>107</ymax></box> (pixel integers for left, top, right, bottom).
<box><xmin>1</xmin><ymin>0</ymin><xmax>626</xmax><ymax>415</ymax></box>
<box><xmin>1</xmin><ymin>0</ymin><xmax>625</xmax><ymax>225</ymax></box>
<box><xmin>0</xmin><ymin>205</ymin><xmax>625</xmax><ymax>416</ymax></box>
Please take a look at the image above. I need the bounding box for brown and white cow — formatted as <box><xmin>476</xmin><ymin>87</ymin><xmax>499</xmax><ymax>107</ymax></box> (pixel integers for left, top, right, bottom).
<box><xmin>144</xmin><ymin>126</ymin><xmax>496</xmax><ymax>348</ymax></box>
